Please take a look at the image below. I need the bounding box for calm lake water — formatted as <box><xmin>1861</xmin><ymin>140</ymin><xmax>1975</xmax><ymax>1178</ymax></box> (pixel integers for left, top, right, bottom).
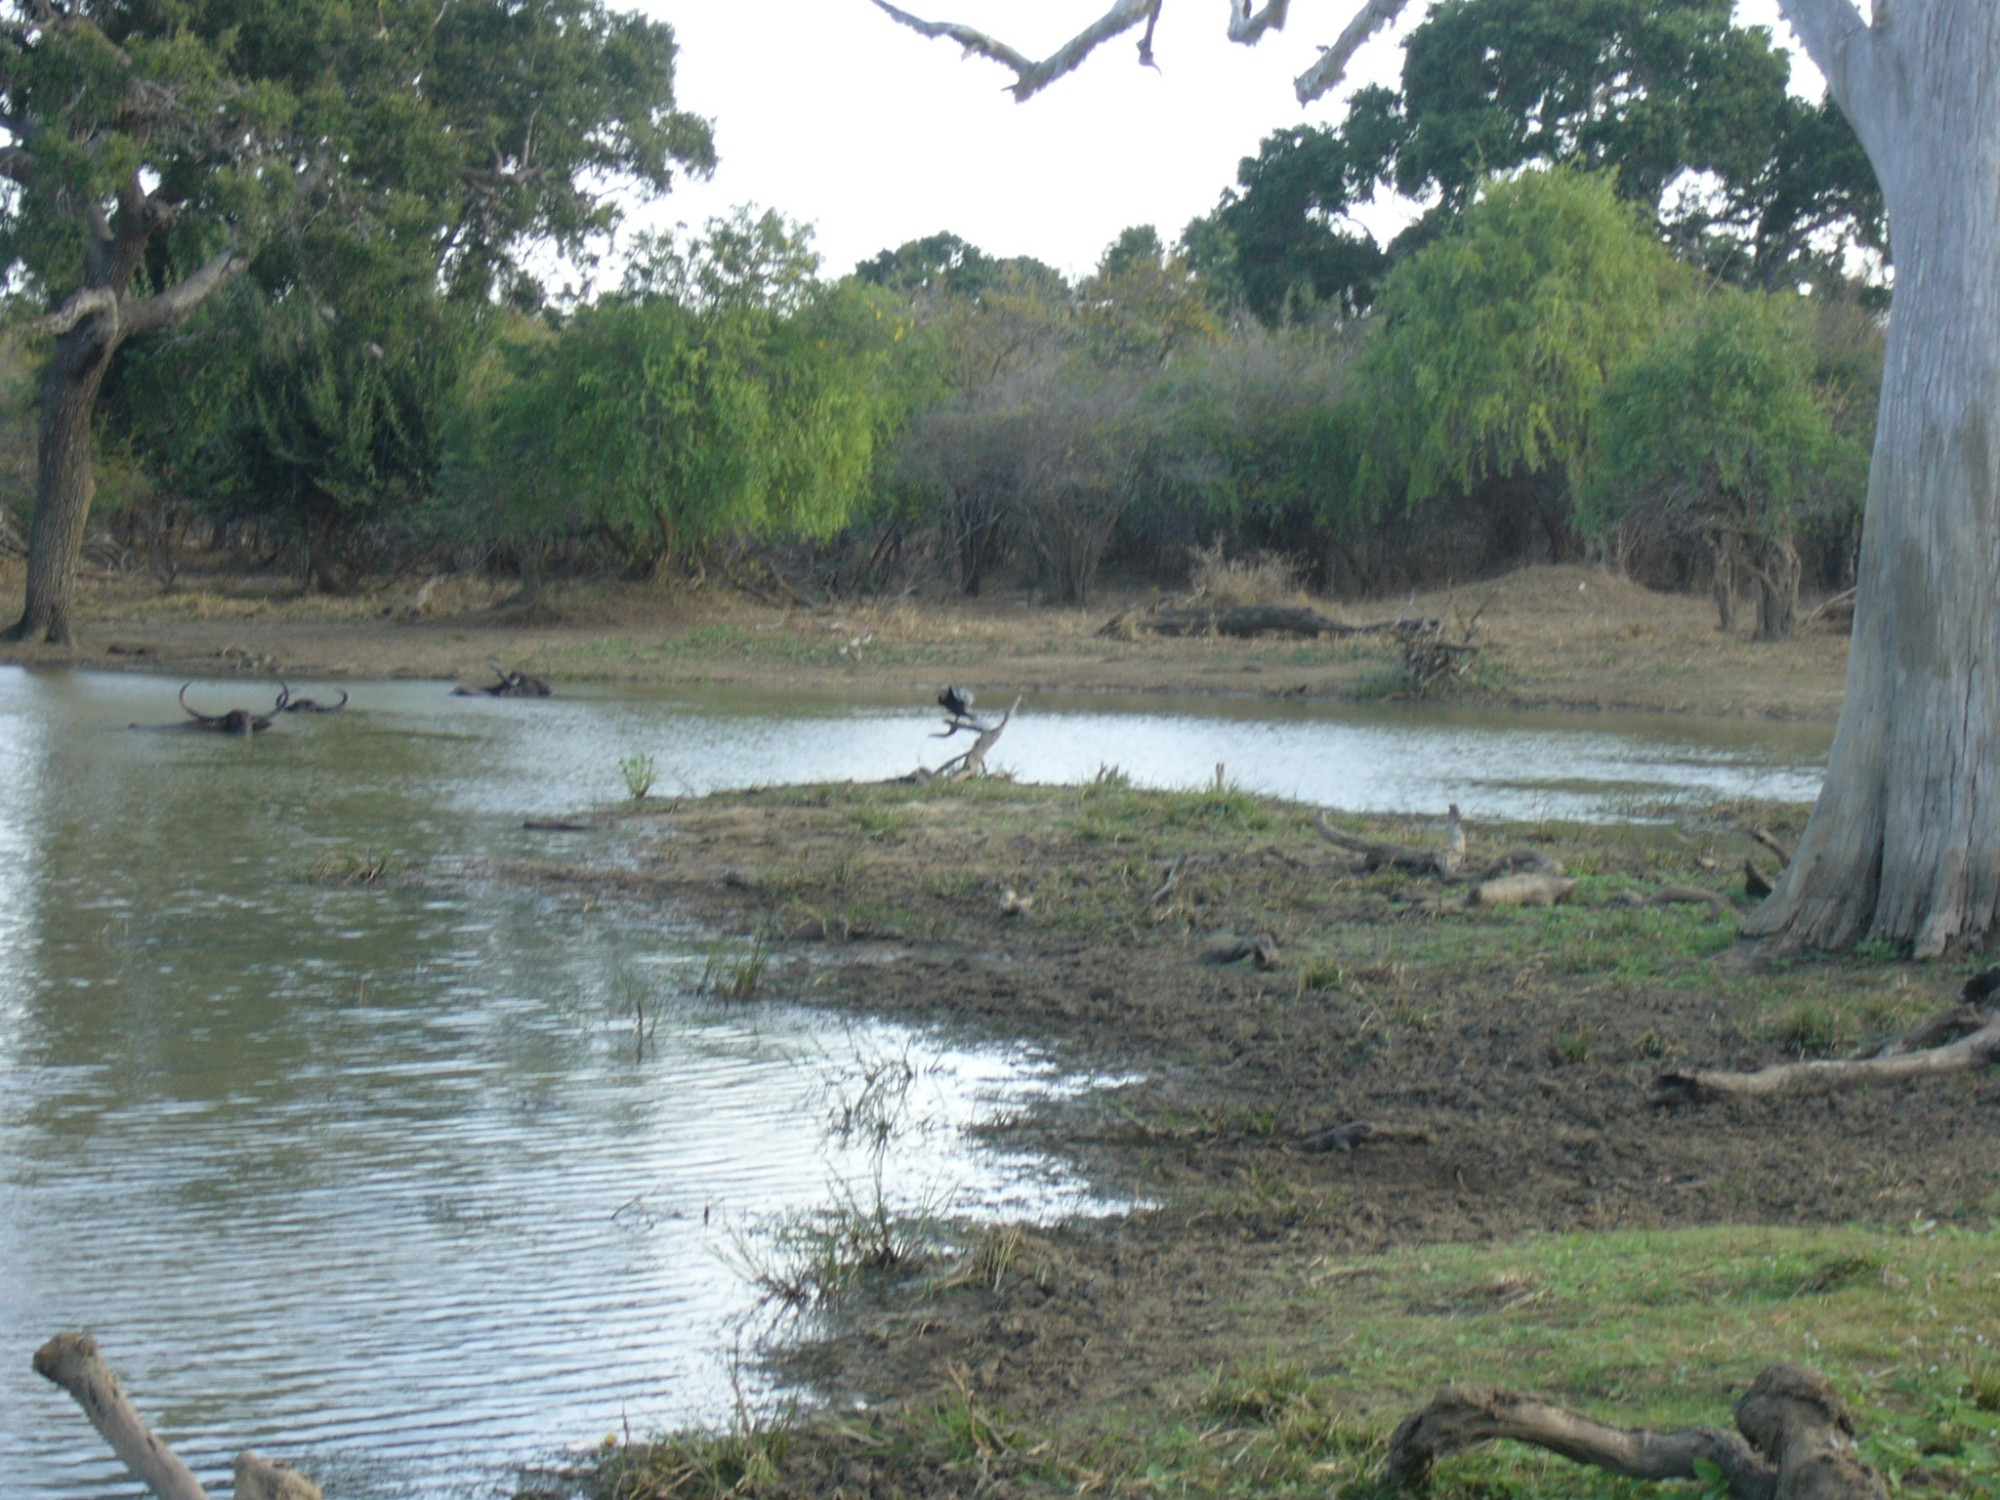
<box><xmin>0</xmin><ymin>669</ymin><xmax>1829</xmax><ymax>1498</ymax></box>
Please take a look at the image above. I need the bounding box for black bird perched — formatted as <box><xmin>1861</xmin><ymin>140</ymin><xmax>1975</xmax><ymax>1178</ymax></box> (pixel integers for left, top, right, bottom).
<box><xmin>935</xmin><ymin>685</ymin><xmax>988</xmax><ymax>737</ymax></box>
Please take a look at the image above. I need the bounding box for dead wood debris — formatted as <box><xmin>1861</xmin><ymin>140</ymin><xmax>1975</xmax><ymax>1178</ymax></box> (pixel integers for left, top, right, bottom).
<box><xmin>1317</xmin><ymin>807</ymin><xmax>1466</xmax><ymax>877</ymax></box>
<box><xmin>1381</xmin><ymin>1363</ymin><xmax>1883</xmax><ymax>1499</ymax></box>
<box><xmin>1655</xmin><ymin>965</ymin><xmax>2000</xmax><ymax>1105</ymax></box>
<box><xmin>886</xmin><ymin>694</ymin><xmax>1025</xmax><ymax>784</ymax></box>
<box><xmin>1099</xmin><ymin>603</ymin><xmax>1435</xmax><ymax>640</ymax></box>
<box><xmin>1199</xmin><ymin>933</ymin><xmax>1282</xmax><ymax>970</ymax></box>
<box><xmin>1300</xmin><ymin>1120</ymin><xmax>1435</xmax><ymax>1154</ymax></box>
<box><xmin>1620</xmin><ymin>882</ymin><xmax>1736</xmax><ymax>913</ymax></box>
<box><xmin>35</xmin><ymin>1333</ymin><xmax>322</xmax><ymax>1500</ymax></box>
<box><xmin>1470</xmin><ymin>872</ymin><xmax>1577</xmax><ymax>908</ymax></box>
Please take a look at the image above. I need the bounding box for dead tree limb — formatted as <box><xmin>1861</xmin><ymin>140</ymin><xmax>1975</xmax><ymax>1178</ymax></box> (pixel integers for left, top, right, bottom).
<box><xmin>1101</xmin><ymin>603</ymin><xmax>1433</xmax><ymax>640</ymax></box>
<box><xmin>1749</xmin><ymin>825</ymin><xmax>1793</xmax><ymax>868</ymax></box>
<box><xmin>1317</xmin><ymin>806</ymin><xmax>1464</xmax><ymax>877</ymax></box>
<box><xmin>1381</xmin><ymin>1363</ymin><xmax>1883</xmax><ymax>1499</ymax></box>
<box><xmin>33</xmin><ymin>1333</ymin><xmax>323</xmax><ymax>1500</ymax></box>
<box><xmin>1300</xmin><ymin>1120</ymin><xmax>1434</xmax><ymax>1153</ymax></box>
<box><xmin>933</xmin><ymin>694</ymin><xmax>1022</xmax><ymax>780</ymax></box>
<box><xmin>1656</xmin><ymin>1013</ymin><xmax>2000</xmax><ymax>1105</ymax></box>
<box><xmin>1471</xmin><ymin>872</ymin><xmax>1576</xmax><ymax>908</ymax></box>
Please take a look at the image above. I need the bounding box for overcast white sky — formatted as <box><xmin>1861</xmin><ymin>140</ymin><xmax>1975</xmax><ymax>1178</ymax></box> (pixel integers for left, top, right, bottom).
<box><xmin>638</xmin><ymin>2</ymin><xmax>1811</xmax><ymax>284</ymax></box>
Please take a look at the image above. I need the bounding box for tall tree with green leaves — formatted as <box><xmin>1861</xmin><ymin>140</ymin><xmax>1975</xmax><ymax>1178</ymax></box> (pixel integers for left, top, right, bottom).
<box><xmin>1581</xmin><ymin>289</ymin><xmax>1858</xmax><ymax>639</ymax></box>
<box><xmin>457</xmin><ymin>215</ymin><xmax>916</xmax><ymax>578</ymax></box>
<box><xmin>1184</xmin><ymin>125</ymin><xmax>1389</xmax><ymax>322</ymax></box>
<box><xmin>1355</xmin><ymin>168</ymin><xmax>1682</xmax><ymax>540</ymax></box>
<box><xmin>1</xmin><ymin>0</ymin><xmax>713</xmax><ymax>642</ymax></box>
<box><xmin>1179</xmin><ymin>0</ymin><xmax>1879</xmax><ymax>321</ymax></box>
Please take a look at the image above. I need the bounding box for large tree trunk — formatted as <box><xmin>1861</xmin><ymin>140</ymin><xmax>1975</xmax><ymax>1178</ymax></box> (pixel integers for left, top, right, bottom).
<box><xmin>1749</xmin><ymin>2</ymin><xmax>2000</xmax><ymax>956</ymax></box>
<box><xmin>11</xmin><ymin>323</ymin><xmax>119</xmax><ymax>645</ymax></box>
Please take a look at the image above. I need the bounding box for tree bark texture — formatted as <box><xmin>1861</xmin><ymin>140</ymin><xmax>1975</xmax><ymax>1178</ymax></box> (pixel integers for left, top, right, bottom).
<box><xmin>14</xmin><ymin>324</ymin><xmax>119</xmax><ymax>644</ymax></box>
<box><xmin>9</xmin><ymin>192</ymin><xmax>245</xmax><ymax>644</ymax></box>
<box><xmin>1751</xmin><ymin>2</ymin><xmax>2000</xmax><ymax>955</ymax></box>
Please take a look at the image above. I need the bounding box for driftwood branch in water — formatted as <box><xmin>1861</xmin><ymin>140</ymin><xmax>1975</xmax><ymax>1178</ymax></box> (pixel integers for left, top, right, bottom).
<box><xmin>1656</xmin><ymin>970</ymin><xmax>2000</xmax><ymax>1105</ymax></box>
<box><xmin>1381</xmin><ymin>1363</ymin><xmax>1884</xmax><ymax>1499</ymax></box>
<box><xmin>33</xmin><ymin>1333</ymin><xmax>322</xmax><ymax>1500</ymax></box>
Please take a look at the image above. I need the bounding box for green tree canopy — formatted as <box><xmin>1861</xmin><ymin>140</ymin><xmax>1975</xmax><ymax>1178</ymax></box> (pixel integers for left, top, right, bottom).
<box><xmin>455</xmin><ymin>215</ymin><xmax>918</xmax><ymax>578</ymax></box>
<box><xmin>1356</xmin><ymin>167</ymin><xmax>1683</xmax><ymax>515</ymax></box>
<box><xmin>3</xmin><ymin>0</ymin><xmax>715</xmax><ymax>639</ymax></box>
<box><xmin>1184</xmin><ymin>126</ymin><xmax>1389</xmax><ymax>323</ymax></box>
<box><xmin>1185</xmin><ymin>0</ymin><xmax>1880</xmax><ymax>323</ymax></box>
<box><xmin>1581</xmin><ymin>287</ymin><xmax>1861</xmax><ymax>638</ymax></box>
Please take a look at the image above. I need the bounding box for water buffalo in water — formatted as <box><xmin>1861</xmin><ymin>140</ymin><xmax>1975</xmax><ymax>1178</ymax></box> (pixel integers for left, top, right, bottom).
<box><xmin>174</xmin><ymin>683</ymin><xmax>273</xmax><ymax>734</ymax></box>
<box><xmin>274</xmin><ymin>682</ymin><xmax>350</xmax><ymax>713</ymax></box>
<box><xmin>453</xmin><ymin>664</ymin><xmax>551</xmax><ymax>698</ymax></box>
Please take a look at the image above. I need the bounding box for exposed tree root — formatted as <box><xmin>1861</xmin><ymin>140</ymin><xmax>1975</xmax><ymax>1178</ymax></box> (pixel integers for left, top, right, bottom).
<box><xmin>1381</xmin><ymin>1363</ymin><xmax>1884</xmax><ymax>1499</ymax></box>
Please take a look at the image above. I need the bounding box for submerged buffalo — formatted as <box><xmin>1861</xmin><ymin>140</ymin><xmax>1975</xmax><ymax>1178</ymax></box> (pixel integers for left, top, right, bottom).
<box><xmin>170</xmin><ymin>683</ymin><xmax>273</xmax><ymax>734</ymax></box>
<box><xmin>453</xmin><ymin>664</ymin><xmax>551</xmax><ymax>698</ymax></box>
<box><xmin>274</xmin><ymin>682</ymin><xmax>350</xmax><ymax>714</ymax></box>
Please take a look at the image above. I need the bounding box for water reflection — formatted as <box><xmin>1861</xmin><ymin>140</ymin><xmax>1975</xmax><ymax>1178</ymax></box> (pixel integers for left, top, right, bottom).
<box><xmin>0</xmin><ymin>670</ymin><xmax>1827</xmax><ymax>1499</ymax></box>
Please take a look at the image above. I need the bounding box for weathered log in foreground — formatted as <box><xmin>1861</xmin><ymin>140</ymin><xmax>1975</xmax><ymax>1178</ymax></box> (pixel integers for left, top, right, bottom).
<box><xmin>1657</xmin><ymin>967</ymin><xmax>2000</xmax><ymax>1105</ymax></box>
<box><xmin>1101</xmin><ymin>603</ymin><xmax>1435</xmax><ymax>639</ymax></box>
<box><xmin>1382</xmin><ymin>1363</ymin><xmax>1884</xmax><ymax>1498</ymax></box>
<box><xmin>33</xmin><ymin>1333</ymin><xmax>321</xmax><ymax>1500</ymax></box>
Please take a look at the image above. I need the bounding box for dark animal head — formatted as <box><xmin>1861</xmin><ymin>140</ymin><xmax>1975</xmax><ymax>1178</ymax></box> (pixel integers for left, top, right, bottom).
<box><xmin>180</xmin><ymin>683</ymin><xmax>273</xmax><ymax>734</ymax></box>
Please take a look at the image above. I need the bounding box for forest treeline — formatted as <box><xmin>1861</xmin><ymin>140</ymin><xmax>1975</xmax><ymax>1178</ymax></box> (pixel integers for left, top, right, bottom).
<box><xmin>0</xmin><ymin>0</ymin><xmax>1884</xmax><ymax>636</ymax></box>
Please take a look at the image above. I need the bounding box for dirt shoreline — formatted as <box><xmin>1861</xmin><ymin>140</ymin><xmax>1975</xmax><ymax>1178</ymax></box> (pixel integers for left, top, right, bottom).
<box><xmin>508</xmin><ymin>775</ymin><xmax>1998</xmax><ymax>1497</ymax></box>
<box><xmin>0</xmin><ymin>560</ymin><xmax>1850</xmax><ymax>720</ymax></box>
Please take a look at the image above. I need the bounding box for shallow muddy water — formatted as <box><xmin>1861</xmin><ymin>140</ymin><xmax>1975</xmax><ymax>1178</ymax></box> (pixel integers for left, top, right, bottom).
<box><xmin>0</xmin><ymin>670</ymin><xmax>1827</xmax><ymax>1498</ymax></box>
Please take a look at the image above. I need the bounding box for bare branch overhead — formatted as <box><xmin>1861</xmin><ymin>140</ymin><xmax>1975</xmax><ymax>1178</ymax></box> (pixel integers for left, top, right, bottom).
<box><xmin>872</xmin><ymin>0</ymin><xmax>1416</xmax><ymax>107</ymax></box>
<box><xmin>1228</xmin><ymin>2</ymin><xmax>1293</xmax><ymax>45</ymax></box>
<box><xmin>1294</xmin><ymin>0</ymin><xmax>1417</xmax><ymax>103</ymax></box>
<box><xmin>870</xmin><ymin>0</ymin><xmax>1158</xmax><ymax>101</ymax></box>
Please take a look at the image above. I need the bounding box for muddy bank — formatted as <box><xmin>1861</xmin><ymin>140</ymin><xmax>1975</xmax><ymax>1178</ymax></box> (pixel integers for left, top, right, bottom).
<box><xmin>501</xmin><ymin>777</ymin><xmax>1997</xmax><ymax>1482</ymax></box>
<box><xmin>0</xmin><ymin>560</ymin><xmax>1849</xmax><ymax>720</ymax></box>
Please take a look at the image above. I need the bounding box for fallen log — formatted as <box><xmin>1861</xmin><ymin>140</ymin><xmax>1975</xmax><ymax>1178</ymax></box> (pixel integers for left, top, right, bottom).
<box><xmin>33</xmin><ymin>1333</ymin><xmax>322</xmax><ymax>1500</ymax></box>
<box><xmin>1655</xmin><ymin>1012</ymin><xmax>2000</xmax><ymax>1105</ymax></box>
<box><xmin>1199</xmin><ymin>933</ymin><xmax>1282</xmax><ymax>970</ymax></box>
<box><xmin>1102</xmin><ymin>604</ymin><xmax>1433</xmax><ymax>640</ymax></box>
<box><xmin>1318</xmin><ymin>806</ymin><xmax>1464</xmax><ymax>877</ymax></box>
<box><xmin>1470</xmin><ymin>872</ymin><xmax>1576</xmax><ymax>908</ymax></box>
<box><xmin>1381</xmin><ymin>1363</ymin><xmax>1883</xmax><ymax>1499</ymax></box>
